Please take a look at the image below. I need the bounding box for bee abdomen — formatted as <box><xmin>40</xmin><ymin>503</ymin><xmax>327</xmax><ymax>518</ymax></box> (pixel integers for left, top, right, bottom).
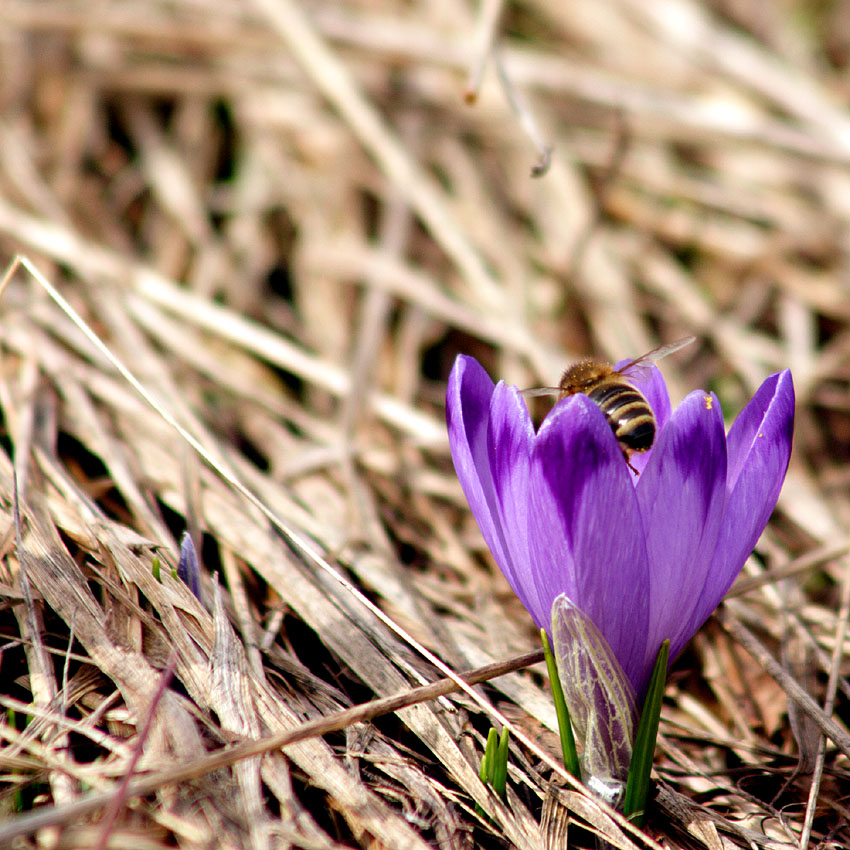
<box><xmin>616</xmin><ymin>416</ymin><xmax>655</xmax><ymax>452</ymax></box>
<box><xmin>587</xmin><ymin>383</ymin><xmax>656</xmax><ymax>453</ymax></box>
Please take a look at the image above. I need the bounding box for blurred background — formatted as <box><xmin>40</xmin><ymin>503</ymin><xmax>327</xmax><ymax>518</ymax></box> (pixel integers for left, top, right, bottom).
<box><xmin>0</xmin><ymin>0</ymin><xmax>848</xmax><ymax>847</ymax></box>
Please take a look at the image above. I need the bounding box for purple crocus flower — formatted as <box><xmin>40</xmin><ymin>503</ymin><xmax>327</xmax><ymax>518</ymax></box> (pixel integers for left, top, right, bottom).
<box><xmin>446</xmin><ymin>353</ymin><xmax>794</xmax><ymax>701</ymax></box>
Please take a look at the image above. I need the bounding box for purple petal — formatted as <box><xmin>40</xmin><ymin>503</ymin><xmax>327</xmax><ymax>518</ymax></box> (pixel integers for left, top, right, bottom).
<box><xmin>636</xmin><ymin>390</ymin><xmax>727</xmax><ymax>667</ymax></box>
<box><xmin>446</xmin><ymin>356</ymin><xmax>504</xmax><ymax>563</ymax></box>
<box><xmin>686</xmin><ymin>371</ymin><xmax>794</xmax><ymax>636</ymax></box>
<box><xmin>641</xmin><ymin>365</ymin><xmax>673</xmax><ymax>434</ymax></box>
<box><xmin>446</xmin><ymin>356</ymin><xmax>539</xmax><ymax>623</ymax></box>
<box><xmin>529</xmin><ymin>395</ymin><xmax>650</xmax><ymax>692</ymax></box>
<box><xmin>486</xmin><ymin>382</ymin><xmax>540</xmax><ymax>623</ymax></box>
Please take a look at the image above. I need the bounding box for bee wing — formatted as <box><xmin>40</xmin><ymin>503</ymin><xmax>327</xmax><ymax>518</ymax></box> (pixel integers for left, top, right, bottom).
<box><xmin>519</xmin><ymin>386</ymin><xmax>562</xmax><ymax>399</ymax></box>
<box><xmin>618</xmin><ymin>362</ymin><xmax>655</xmax><ymax>383</ymax></box>
<box><xmin>616</xmin><ymin>336</ymin><xmax>695</xmax><ymax>382</ymax></box>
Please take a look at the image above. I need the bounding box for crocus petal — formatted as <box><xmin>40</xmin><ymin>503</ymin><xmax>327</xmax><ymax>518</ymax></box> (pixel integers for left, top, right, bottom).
<box><xmin>641</xmin><ymin>364</ymin><xmax>673</xmax><ymax>434</ymax></box>
<box><xmin>685</xmin><ymin>371</ymin><xmax>795</xmax><ymax>638</ymax></box>
<box><xmin>636</xmin><ymin>391</ymin><xmax>727</xmax><ymax>670</ymax></box>
<box><xmin>446</xmin><ymin>357</ymin><xmax>508</xmax><ymax>567</ymax></box>
<box><xmin>447</xmin><ymin>356</ymin><xmax>543</xmax><ymax>624</ymax></box>
<box><xmin>486</xmin><ymin>382</ymin><xmax>541</xmax><ymax>624</ymax></box>
<box><xmin>530</xmin><ymin>395</ymin><xmax>650</xmax><ymax>691</ymax></box>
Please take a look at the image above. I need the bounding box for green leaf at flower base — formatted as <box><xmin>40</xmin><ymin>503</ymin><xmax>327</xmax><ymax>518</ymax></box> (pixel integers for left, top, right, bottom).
<box><xmin>623</xmin><ymin>639</ymin><xmax>669</xmax><ymax>826</ymax></box>
<box><xmin>541</xmin><ymin>628</ymin><xmax>581</xmax><ymax>779</ymax></box>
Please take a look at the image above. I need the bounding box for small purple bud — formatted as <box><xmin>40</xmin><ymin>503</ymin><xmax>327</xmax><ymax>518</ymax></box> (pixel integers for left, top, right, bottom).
<box><xmin>178</xmin><ymin>531</ymin><xmax>202</xmax><ymax>601</ymax></box>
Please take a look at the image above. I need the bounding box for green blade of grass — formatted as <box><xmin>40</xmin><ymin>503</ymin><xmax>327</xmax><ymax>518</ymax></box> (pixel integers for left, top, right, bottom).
<box><xmin>541</xmin><ymin>628</ymin><xmax>580</xmax><ymax>778</ymax></box>
<box><xmin>476</xmin><ymin>727</ymin><xmax>500</xmax><ymax>819</ymax></box>
<box><xmin>492</xmin><ymin>727</ymin><xmax>509</xmax><ymax>800</ymax></box>
<box><xmin>623</xmin><ymin>639</ymin><xmax>669</xmax><ymax>825</ymax></box>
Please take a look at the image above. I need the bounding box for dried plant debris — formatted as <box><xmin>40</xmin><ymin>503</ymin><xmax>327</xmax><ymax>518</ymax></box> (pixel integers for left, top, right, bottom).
<box><xmin>0</xmin><ymin>0</ymin><xmax>848</xmax><ymax>847</ymax></box>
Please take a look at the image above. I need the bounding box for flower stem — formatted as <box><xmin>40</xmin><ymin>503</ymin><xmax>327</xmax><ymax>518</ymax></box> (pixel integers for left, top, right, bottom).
<box><xmin>541</xmin><ymin>628</ymin><xmax>581</xmax><ymax>779</ymax></box>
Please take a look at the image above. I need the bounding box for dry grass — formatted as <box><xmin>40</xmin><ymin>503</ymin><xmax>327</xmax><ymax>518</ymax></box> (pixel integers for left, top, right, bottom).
<box><xmin>0</xmin><ymin>0</ymin><xmax>847</xmax><ymax>847</ymax></box>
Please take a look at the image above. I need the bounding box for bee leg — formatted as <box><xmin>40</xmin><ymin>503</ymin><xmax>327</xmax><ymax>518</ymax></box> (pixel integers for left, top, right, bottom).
<box><xmin>623</xmin><ymin>451</ymin><xmax>640</xmax><ymax>476</ymax></box>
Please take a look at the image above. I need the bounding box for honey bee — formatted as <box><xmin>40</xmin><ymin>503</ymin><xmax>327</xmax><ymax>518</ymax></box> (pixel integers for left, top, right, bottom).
<box><xmin>522</xmin><ymin>337</ymin><xmax>695</xmax><ymax>472</ymax></box>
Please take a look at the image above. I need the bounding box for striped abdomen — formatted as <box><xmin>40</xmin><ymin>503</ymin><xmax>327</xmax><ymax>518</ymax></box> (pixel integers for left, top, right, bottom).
<box><xmin>586</xmin><ymin>380</ymin><xmax>656</xmax><ymax>455</ymax></box>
